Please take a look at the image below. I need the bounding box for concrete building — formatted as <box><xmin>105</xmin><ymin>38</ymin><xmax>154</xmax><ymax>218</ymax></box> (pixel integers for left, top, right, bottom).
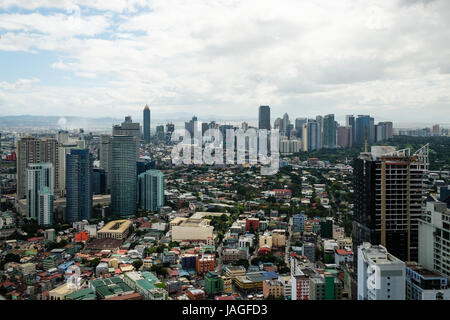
<box><xmin>406</xmin><ymin>262</ymin><xmax>450</xmax><ymax>300</ymax></box>
<box><xmin>353</xmin><ymin>145</ymin><xmax>429</xmax><ymax>263</ymax></box>
<box><xmin>17</xmin><ymin>137</ymin><xmax>60</xmax><ymax>199</ymax></box>
<box><xmin>97</xmin><ymin>220</ymin><xmax>132</xmax><ymax>240</ymax></box>
<box><xmin>170</xmin><ymin>217</ymin><xmax>214</xmax><ymax>243</ymax></box>
<box><xmin>419</xmin><ymin>200</ymin><xmax>450</xmax><ymax>278</ymax></box>
<box><xmin>263</xmin><ymin>279</ymin><xmax>284</xmax><ymax>299</ymax></box>
<box><xmin>357</xmin><ymin>243</ymin><xmax>406</xmax><ymax>300</ymax></box>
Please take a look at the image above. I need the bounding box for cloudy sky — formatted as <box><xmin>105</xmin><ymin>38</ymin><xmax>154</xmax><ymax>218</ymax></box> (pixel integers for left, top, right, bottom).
<box><xmin>0</xmin><ymin>0</ymin><xmax>449</xmax><ymax>124</ymax></box>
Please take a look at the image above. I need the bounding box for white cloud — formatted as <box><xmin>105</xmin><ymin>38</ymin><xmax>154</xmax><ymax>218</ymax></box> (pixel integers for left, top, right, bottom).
<box><xmin>0</xmin><ymin>0</ymin><xmax>449</xmax><ymax>123</ymax></box>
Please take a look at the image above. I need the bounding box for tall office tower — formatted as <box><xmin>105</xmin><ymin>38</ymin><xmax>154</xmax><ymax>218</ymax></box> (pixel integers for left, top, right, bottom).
<box><xmin>353</xmin><ymin>145</ymin><xmax>429</xmax><ymax>263</ymax></box>
<box><xmin>345</xmin><ymin>115</ymin><xmax>355</xmax><ymax>143</ymax></box>
<box><xmin>27</xmin><ymin>163</ymin><xmax>54</xmax><ymax>225</ymax></box>
<box><xmin>337</xmin><ymin>126</ymin><xmax>352</xmax><ymax>148</ymax></box>
<box><xmin>281</xmin><ymin>113</ymin><xmax>290</xmax><ymax>135</ymax></box>
<box><xmin>323</xmin><ymin>114</ymin><xmax>337</xmax><ymax>149</ymax></box>
<box><xmin>138</xmin><ymin>170</ymin><xmax>164</xmax><ymax>212</ymax></box>
<box><xmin>156</xmin><ymin>125</ymin><xmax>165</xmax><ymax>141</ymax></box>
<box><xmin>302</xmin><ymin>120</ymin><xmax>320</xmax><ymax>152</ymax></box>
<box><xmin>419</xmin><ymin>200</ymin><xmax>450</xmax><ymax>277</ymax></box>
<box><xmin>315</xmin><ymin>115</ymin><xmax>323</xmax><ymax>150</ymax></box>
<box><xmin>99</xmin><ymin>135</ymin><xmax>111</xmax><ymax>192</ymax></box>
<box><xmin>357</xmin><ymin>243</ymin><xmax>406</xmax><ymax>300</ymax></box>
<box><xmin>295</xmin><ymin>118</ymin><xmax>307</xmax><ymax>138</ymax></box>
<box><xmin>112</xmin><ymin>116</ymin><xmax>141</xmax><ymax>160</ymax></box>
<box><xmin>111</xmin><ymin>136</ymin><xmax>137</xmax><ymax>216</ymax></box>
<box><xmin>143</xmin><ymin>104</ymin><xmax>151</xmax><ymax>144</ymax></box>
<box><xmin>384</xmin><ymin>122</ymin><xmax>393</xmax><ymax>140</ymax></box>
<box><xmin>274</xmin><ymin>118</ymin><xmax>282</xmax><ymax>130</ymax></box>
<box><xmin>184</xmin><ymin>116</ymin><xmax>198</xmax><ymax>137</ymax></box>
<box><xmin>93</xmin><ymin>168</ymin><xmax>107</xmax><ymax>195</ymax></box>
<box><xmin>355</xmin><ymin>115</ymin><xmax>373</xmax><ymax>146</ymax></box>
<box><xmin>17</xmin><ymin>137</ymin><xmax>60</xmax><ymax>199</ymax></box>
<box><xmin>258</xmin><ymin>106</ymin><xmax>271</xmax><ymax>130</ymax></box>
<box><xmin>66</xmin><ymin>149</ymin><xmax>93</xmax><ymax>223</ymax></box>
<box><xmin>375</xmin><ymin>123</ymin><xmax>385</xmax><ymax>142</ymax></box>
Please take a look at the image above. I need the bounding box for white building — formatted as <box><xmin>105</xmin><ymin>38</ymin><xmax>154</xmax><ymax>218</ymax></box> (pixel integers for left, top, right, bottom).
<box><xmin>419</xmin><ymin>200</ymin><xmax>450</xmax><ymax>278</ymax></box>
<box><xmin>357</xmin><ymin>243</ymin><xmax>405</xmax><ymax>300</ymax></box>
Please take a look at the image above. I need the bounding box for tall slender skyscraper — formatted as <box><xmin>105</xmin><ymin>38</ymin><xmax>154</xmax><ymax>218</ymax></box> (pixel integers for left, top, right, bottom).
<box><xmin>323</xmin><ymin>114</ymin><xmax>337</xmax><ymax>149</ymax></box>
<box><xmin>100</xmin><ymin>135</ymin><xmax>111</xmax><ymax>192</ymax></box>
<box><xmin>138</xmin><ymin>170</ymin><xmax>164</xmax><ymax>212</ymax></box>
<box><xmin>143</xmin><ymin>104</ymin><xmax>151</xmax><ymax>144</ymax></box>
<box><xmin>353</xmin><ymin>145</ymin><xmax>429</xmax><ymax>263</ymax></box>
<box><xmin>111</xmin><ymin>135</ymin><xmax>137</xmax><ymax>216</ymax></box>
<box><xmin>258</xmin><ymin>106</ymin><xmax>271</xmax><ymax>130</ymax></box>
<box><xmin>66</xmin><ymin>149</ymin><xmax>93</xmax><ymax>223</ymax></box>
<box><xmin>346</xmin><ymin>115</ymin><xmax>356</xmax><ymax>144</ymax></box>
<box><xmin>27</xmin><ymin>163</ymin><xmax>54</xmax><ymax>225</ymax></box>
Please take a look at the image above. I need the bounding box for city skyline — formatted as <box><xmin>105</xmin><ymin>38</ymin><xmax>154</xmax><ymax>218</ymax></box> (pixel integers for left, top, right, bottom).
<box><xmin>1</xmin><ymin>1</ymin><xmax>450</xmax><ymax>122</ymax></box>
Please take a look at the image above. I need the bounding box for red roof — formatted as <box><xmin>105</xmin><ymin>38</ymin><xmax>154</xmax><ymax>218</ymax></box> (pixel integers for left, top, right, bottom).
<box><xmin>336</xmin><ymin>249</ymin><xmax>353</xmax><ymax>255</ymax></box>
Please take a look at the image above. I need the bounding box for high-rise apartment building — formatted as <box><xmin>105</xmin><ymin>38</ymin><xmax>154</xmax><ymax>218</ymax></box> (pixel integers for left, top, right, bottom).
<box><xmin>357</xmin><ymin>243</ymin><xmax>405</xmax><ymax>300</ymax></box>
<box><xmin>258</xmin><ymin>106</ymin><xmax>271</xmax><ymax>131</ymax></box>
<box><xmin>143</xmin><ymin>104</ymin><xmax>151</xmax><ymax>144</ymax></box>
<box><xmin>27</xmin><ymin>163</ymin><xmax>54</xmax><ymax>225</ymax></box>
<box><xmin>353</xmin><ymin>145</ymin><xmax>429</xmax><ymax>263</ymax></box>
<box><xmin>17</xmin><ymin>137</ymin><xmax>60</xmax><ymax>199</ymax></box>
<box><xmin>419</xmin><ymin>200</ymin><xmax>450</xmax><ymax>278</ymax></box>
<box><xmin>66</xmin><ymin>149</ymin><xmax>93</xmax><ymax>223</ymax></box>
<box><xmin>111</xmin><ymin>135</ymin><xmax>137</xmax><ymax>216</ymax></box>
<box><xmin>138</xmin><ymin>169</ymin><xmax>164</xmax><ymax>212</ymax></box>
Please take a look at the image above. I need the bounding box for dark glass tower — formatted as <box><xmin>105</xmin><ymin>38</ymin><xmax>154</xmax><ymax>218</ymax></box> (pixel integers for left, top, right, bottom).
<box><xmin>66</xmin><ymin>149</ymin><xmax>93</xmax><ymax>222</ymax></box>
<box><xmin>143</xmin><ymin>104</ymin><xmax>151</xmax><ymax>144</ymax></box>
<box><xmin>258</xmin><ymin>106</ymin><xmax>271</xmax><ymax>130</ymax></box>
<box><xmin>111</xmin><ymin>135</ymin><xmax>137</xmax><ymax>216</ymax></box>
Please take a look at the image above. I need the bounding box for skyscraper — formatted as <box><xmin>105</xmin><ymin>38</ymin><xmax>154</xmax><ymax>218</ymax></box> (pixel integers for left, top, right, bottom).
<box><xmin>66</xmin><ymin>149</ymin><xmax>93</xmax><ymax>223</ymax></box>
<box><xmin>99</xmin><ymin>135</ymin><xmax>111</xmax><ymax>192</ymax></box>
<box><xmin>323</xmin><ymin>114</ymin><xmax>336</xmax><ymax>149</ymax></box>
<box><xmin>258</xmin><ymin>106</ymin><xmax>271</xmax><ymax>130</ymax></box>
<box><xmin>27</xmin><ymin>163</ymin><xmax>54</xmax><ymax>225</ymax></box>
<box><xmin>295</xmin><ymin>118</ymin><xmax>307</xmax><ymax>138</ymax></box>
<box><xmin>355</xmin><ymin>115</ymin><xmax>372</xmax><ymax>146</ymax></box>
<box><xmin>337</xmin><ymin>126</ymin><xmax>352</xmax><ymax>148</ymax></box>
<box><xmin>353</xmin><ymin>145</ymin><xmax>429</xmax><ymax>263</ymax></box>
<box><xmin>143</xmin><ymin>104</ymin><xmax>151</xmax><ymax>144</ymax></box>
<box><xmin>111</xmin><ymin>135</ymin><xmax>137</xmax><ymax>216</ymax></box>
<box><xmin>138</xmin><ymin>169</ymin><xmax>164</xmax><ymax>212</ymax></box>
<box><xmin>17</xmin><ymin>137</ymin><xmax>60</xmax><ymax>199</ymax></box>
<box><xmin>113</xmin><ymin>116</ymin><xmax>141</xmax><ymax>160</ymax></box>
<box><xmin>302</xmin><ymin>120</ymin><xmax>320</xmax><ymax>152</ymax></box>
<box><xmin>346</xmin><ymin>115</ymin><xmax>355</xmax><ymax>143</ymax></box>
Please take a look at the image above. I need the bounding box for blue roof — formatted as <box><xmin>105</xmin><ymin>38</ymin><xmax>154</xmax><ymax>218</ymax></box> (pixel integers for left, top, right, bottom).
<box><xmin>261</xmin><ymin>272</ymin><xmax>279</xmax><ymax>280</ymax></box>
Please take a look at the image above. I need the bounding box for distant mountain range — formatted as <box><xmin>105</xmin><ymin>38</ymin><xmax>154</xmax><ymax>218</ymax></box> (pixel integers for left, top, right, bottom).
<box><xmin>0</xmin><ymin>115</ymin><xmax>122</xmax><ymax>129</ymax></box>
